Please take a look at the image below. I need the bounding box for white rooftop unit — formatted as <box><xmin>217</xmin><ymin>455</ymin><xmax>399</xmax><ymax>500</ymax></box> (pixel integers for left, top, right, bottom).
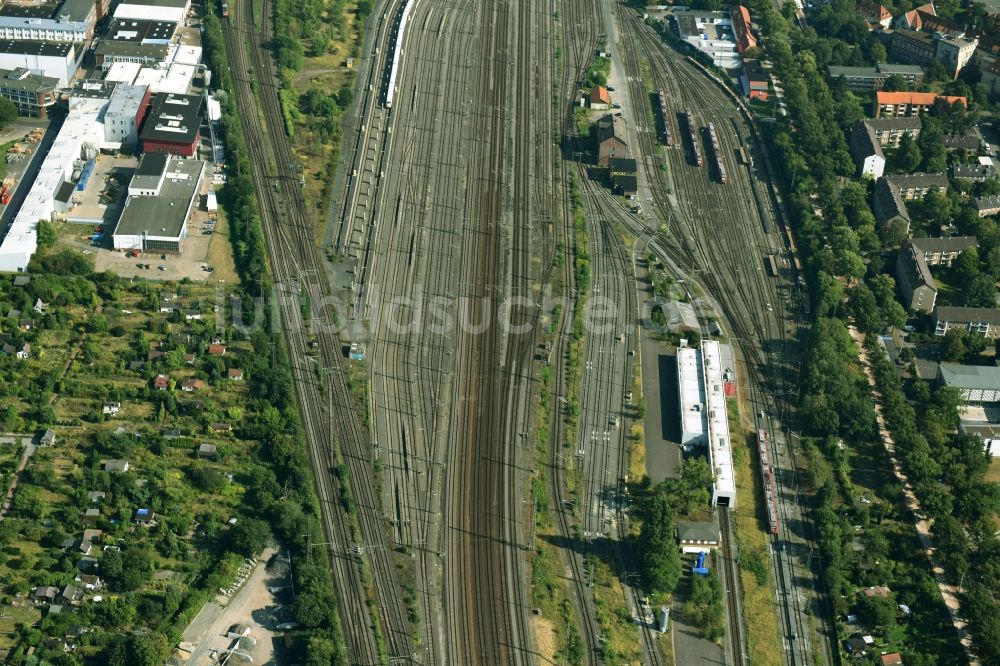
<box><xmin>206</xmin><ymin>95</ymin><xmax>221</xmax><ymax>122</ymax></box>
<box><xmin>156</xmin><ymin>63</ymin><xmax>194</xmax><ymax>94</ymax></box>
<box><xmin>702</xmin><ymin>340</ymin><xmax>736</xmax><ymax>507</ymax></box>
<box><xmin>133</xmin><ymin>67</ymin><xmax>164</xmax><ymax>89</ymax></box>
<box><xmin>677</xmin><ymin>345</ymin><xmax>708</xmax><ymax>446</ymax></box>
<box><xmin>104</xmin><ymin>61</ymin><xmax>141</xmax><ymax>84</ymax></box>
<box><xmin>171</xmin><ymin>45</ymin><xmax>202</xmax><ymax>67</ymax></box>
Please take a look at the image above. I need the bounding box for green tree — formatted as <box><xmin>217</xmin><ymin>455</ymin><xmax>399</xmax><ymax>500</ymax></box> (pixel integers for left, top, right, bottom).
<box><xmin>857</xmin><ymin>593</ymin><xmax>897</xmax><ymax>628</ymax></box>
<box><xmin>36</xmin><ymin>219</ymin><xmax>57</xmax><ymax>249</ymax></box>
<box><xmin>231</xmin><ymin>516</ymin><xmax>271</xmax><ymax>556</ymax></box>
<box><xmin>0</xmin><ymin>98</ymin><xmax>16</xmax><ymax>126</ymax></box>
<box><xmin>637</xmin><ymin>488</ymin><xmax>682</xmax><ymax>594</ymax></box>
<box><xmin>882</xmin><ymin>73</ymin><xmax>911</xmax><ymax>92</ymax></box>
<box><xmin>293</xmin><ymin>588</ymin><xmax>334</xmax><ymax>628</ymax></box>
<box><xmin>941</xmin><ymin>328</ymin><xmax>967</xmax><ymax>361</ymax></box>
<box><xmin>305</xmin><ymin>636</ymin><xmax>341</xmax><ymax>666</ymax></box>
<box><xmin>895</xmin><ymin>133</ymin><xmax>922</xmax><ymax>172</ymax></box>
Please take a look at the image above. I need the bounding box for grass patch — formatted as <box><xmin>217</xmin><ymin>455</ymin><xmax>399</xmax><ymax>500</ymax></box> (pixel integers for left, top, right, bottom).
<box><xmin>729</xmin><ymin>399</ymin><xmax>783</xmax><ymax>666</ymax></box>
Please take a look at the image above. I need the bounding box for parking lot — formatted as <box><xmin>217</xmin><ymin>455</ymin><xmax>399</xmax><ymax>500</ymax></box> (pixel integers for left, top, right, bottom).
<box><xmin>77</xmin><ymin>159</ymin><xmax>234</xmax><ymax>283</ymax></box>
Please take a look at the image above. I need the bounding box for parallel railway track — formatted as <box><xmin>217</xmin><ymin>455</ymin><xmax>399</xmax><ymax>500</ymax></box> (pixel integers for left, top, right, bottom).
<box><xmin>224</xmin><ymin>1</ymin><xmax>414</xmax><ymax>662</ymax></box>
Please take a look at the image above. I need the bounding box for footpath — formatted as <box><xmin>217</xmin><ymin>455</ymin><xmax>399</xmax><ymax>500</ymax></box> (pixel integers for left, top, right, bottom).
<box><xmin>848</xmin><ymin>326</ymin><xmax>978</xmax><ymax>665</ymax></box>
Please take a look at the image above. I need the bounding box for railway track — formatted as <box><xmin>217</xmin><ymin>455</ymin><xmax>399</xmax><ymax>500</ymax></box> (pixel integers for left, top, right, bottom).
<box><xmin>607</xmin><ymin>4</ymin><xmax>828</xmax><ymax>665</ymax></box>
<box><xmin>223</xmin><ymin>1</ymin><xmax>416</xmax><ymax>662</ymax></box>
<box><xmin>719</xmin><ymin>510</ymin><xmax>748</xmax><ymax>665</ymax></box>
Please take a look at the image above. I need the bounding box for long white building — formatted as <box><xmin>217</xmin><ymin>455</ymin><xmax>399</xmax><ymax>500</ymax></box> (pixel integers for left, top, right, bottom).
<box><xmin>702</xmin><ymin>340</ymin><xmax>736</xmax><ymax>507</ymax></box>
<box><xmin>677</xmin><ymin>344</ymin><xmax>708</xmax><ymax>446</ymax></box>
<box><xmin>114</xmin><ymin>0</ymin><xmax>191</xmax><ymax>25</ymax></box>
<box><xmin>0</xmin><ymin>91</ymin><xmax>106</xmax><ymax>271</ymax></box>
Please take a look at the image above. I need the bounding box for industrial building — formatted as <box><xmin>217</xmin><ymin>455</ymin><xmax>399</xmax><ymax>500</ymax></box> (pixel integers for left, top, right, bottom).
<box><xmin>94</xmin><ymin>41</ymin><xmax>169</xmax><ymax>69</ymax></box>
<box><xmin>105</xmin><ymin>18</ymin><xmax>177</xmax><ymax>45</ymax></box>
<box><xmin>0</xmin><ymin>0</ymin><xmax>98</xmax><ymax>42</ymax></box>
<box><xmin>0</xmin><ymin>67</ymin><xmax>58</xmax><ymax>117</ymax></box>
<box><xmin>676</xmin><ymin>521</ymin><xmax>721</xmax><ymax>553</ymax></box>
<box><xmin>139</xmin><ymin>92</ymin><xmax>203</xmax><ymax>156</ymax></box>
<box><xmin>702</xmin><ymin>340</ymin><xmax>735</xmax><ymax>507</ymax></box>
<box><xmin>114</xmin><ymin>0</ymin><xmax>191</xmax><ymax>24</ymax></box>
<box><xmin>112</xmin><ymin>153</ymin><xmax>205</xmax><ymax>253</ymax></box>
<box><xmin>672</xmin><ymin>10</ymin><xmax>741</xmax><ymax>69</ymax></box>
<box><xmin>674</xmin><ymin>340</ymin><xmax>736</xmax><ymax>507</ymax></box>
<box><xmin>0</xmin><ymin>39</ymin><xmax>78</xmax><ymax>87</ymax></box>
<box><xmin>0</xmin><ymin>92</ymin><xmax>105</xmax><ymax>271</ymax></box>
<box><xmin>677</xmin><ymin>344</ymin><xmax>708</xmax><ymax>446</ymax></box>
<box><xmin>595</xmin><ymin>114</ymin><xmax>628</xmax><ymax>167</ymax></box>
<box><xmin>103</xmin><ymin>84</ymin><xmax>152</xmax><ymax>150</ymax></box>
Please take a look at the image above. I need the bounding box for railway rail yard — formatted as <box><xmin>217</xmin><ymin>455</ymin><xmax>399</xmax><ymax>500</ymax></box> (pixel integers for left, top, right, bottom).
<box><xmin>225</xmin><ymin>0</ymin><xmax>830</xmax><ymax>663</ymax></box>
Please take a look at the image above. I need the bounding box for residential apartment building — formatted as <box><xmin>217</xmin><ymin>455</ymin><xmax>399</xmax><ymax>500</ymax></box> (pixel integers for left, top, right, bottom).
<box><xmin>896</xmin><ymin>242</ymin><xmax>938</xmax><ymax>313</ymax></box>
<box><xmin>827</xmin><ymin>63</ymin><xmax>924</xmax><ymax>91</ymax></box>
<box><xmin>974</xmin><ymin>194</ymin><xmax>1000</xmax><ymax>216</ymax></box>
<box><xmin>934</xmin><ymin>306</ymin><xmax>1000</xmax><ymax>338</ymax></box>
<box><xmin>874</xmin><ymin>91</ymin><xmax>966</xmax><ymax>117</ymax></box>
<box><xmin>741</xmin><ymin>58</ymin><xmax>769</xmax><ymax>100</ymax></box>
<box><xmin>873</xmin><ymin>177</ymin><xmax>911</xmax><ymax>231</ymax></box>
<box><xmin>858</xmin><ymin>0</ymin><xmax>892</xmax><ymax>29</ymax></box>
<box><xmin>850</xmin><ymin>122</ymin><xmax>886</xmax><ymax>179</ymax></box>
<box><xmin>731</xmin><ymin>5</ymin><xmax>756</xmax><ymax>53</ymax></box>
<box><xmin>865</xmin><ymin>117</ymin><xmax>922</xmax><ymax>147</ymax></box>
<box><xmin>908</xmin><ymin>235</ymin><xmax>976</xmax><ymax>266</ymax></box>
<box><xmin>953</xmin><ymin>159</ymin><xmax>995</xmax><ymax>182</ymax></box>
<box><xmin>936</xmin><ymin>32</ymin><xmax>979</xmax><ymax>78</ymax></box>
<box><xmin>884</xmin><ymin>172</ymin><xmax>948</xmax><ymax>199</ymax></box>
<box><xmin>891</xmin><ymin>28</ymin><xmax>939</xmax><ymax>65</ymax></box>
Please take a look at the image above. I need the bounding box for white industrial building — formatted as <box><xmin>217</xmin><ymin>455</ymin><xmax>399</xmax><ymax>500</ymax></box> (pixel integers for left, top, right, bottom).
<box><xmin>677</xmin><ymin>344</ymin><xmax>708</xmax><ymax>446</ymax></box>
<box><xmin>112</xmin><ymin>153</ymin><xmax>205</xmax><ymax>253</ymax></box>
<box><xmin>702</xmin><ymin>340</ymin><xmax>736</xmax><ymax>507</ymax></box>
<box><xmin>0</xmin><ymin>40</ymin><xmax>78</xmax><ymax>87</ymax></box>
<box><xmin>0</xmin><ymin>94</ymin><xmax>105</xmax><ymax>271</ymax></box>
<box><xmin>114</xmin><ymin>0</ymin><xmax>191</xmax><ymax>25</ymax></box>
<box><xmin>103</xmin><ymin>84</ymin><xmax>149</xmax><ymax>149</ymax></box>
<box><xmin>673</xmin><ymin>10</ymin><xmax>742</xmax><ymax>70</ymax></box>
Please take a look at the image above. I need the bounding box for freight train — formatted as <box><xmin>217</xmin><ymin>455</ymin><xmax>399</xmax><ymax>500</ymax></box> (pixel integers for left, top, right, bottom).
<box><xmin>221</xmin><ymin>0</ymin><xmax>229</xmax><ymax>18</ymax></box>
<box><xmin>684</xmin><ymin>110</ymin><xmax>702</xmax><ymax>167</ymax></box>
<box><xmin>705</xmin><ymin>122</ymin><xmax>728</xmax><ymax>184</ymax></box>
<box><xmin>655</xmin><ymin>89</ymin><xmax>672</xmax><ymax>146</ymax></box>
<box><xmin>757</xmin><ymin>429</ymin><xmax>780</xmax><ymax>535</ymax></box>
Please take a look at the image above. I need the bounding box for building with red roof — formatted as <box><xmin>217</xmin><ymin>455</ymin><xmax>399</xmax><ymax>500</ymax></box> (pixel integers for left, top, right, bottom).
<box><xmin>874</xmin><ymin>91</ymin><xmax>966</xmax><ymax>117</ymax></box>
<box><xmin>730</xmin><ymin>5</ymin><xmax>757</xmax><ymax>54</ymax></box>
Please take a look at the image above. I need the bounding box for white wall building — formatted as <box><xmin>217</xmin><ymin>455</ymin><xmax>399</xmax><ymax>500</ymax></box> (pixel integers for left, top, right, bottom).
<box><xmin>0</xmin><ymin>40</ymin><xmax>78</xmax><ymax>87</ymax></box>
<box><xmin>0</xmin><ymin>96</ymin><xmax>105</xmax><ymax>271</ymax></box>
<box><xmin>103</xmin><ymin>84</ymin><xmax>149</xmax><ymax>149</ymax></box>
<box><xmin>677</xmin><ymin>345</ymin><xmax>708</xmax><ymax>446</ymax></box>
<box><xmin>702</xmin><ymin>340</ymin><xmax>736</xmax><ymax>507</ymax></box>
